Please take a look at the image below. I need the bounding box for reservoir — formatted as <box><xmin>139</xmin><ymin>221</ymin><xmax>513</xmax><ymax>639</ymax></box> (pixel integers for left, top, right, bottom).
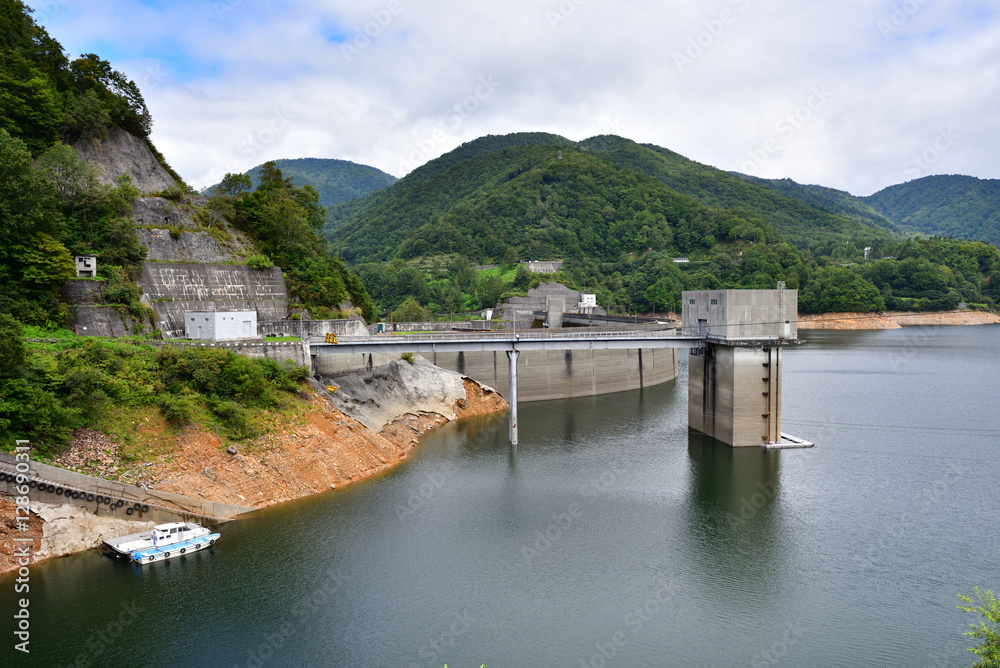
<box><xmin>3</xmin><ymin>326</ymin><xmax>999</xmax><ymax>666</ymax></box>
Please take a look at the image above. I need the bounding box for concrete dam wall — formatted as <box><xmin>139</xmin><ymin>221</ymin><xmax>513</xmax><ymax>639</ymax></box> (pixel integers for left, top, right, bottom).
<box><xmin>314</xmin><ymin>348</ymin><xmax>679</xmax><ymax>402</ymax></box>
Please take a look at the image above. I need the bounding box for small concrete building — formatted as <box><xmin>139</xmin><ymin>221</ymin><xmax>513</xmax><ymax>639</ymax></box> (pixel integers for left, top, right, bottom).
<box><xmin>681</xmin><ymin>288</ymin><xmax>797</xmax><ymax>341</ymax></box>
<box><xmin>75</xmin><ymin>256</ymin><xmax>97</xmax><ymax>278</ymax></box>
<box><xmin>184</xmin><ymin>310</ymin><xmax>258</xmax><ymax>340</ymax></box>
<box><xmin>682</xmin><ymin>287</ymin><xmax>799</xmax><ymax>447</ymax></box>
<box><xmin>578</xmin><ymin>294</ymin><xmax>597</xmax><ymax>311</ymax></box>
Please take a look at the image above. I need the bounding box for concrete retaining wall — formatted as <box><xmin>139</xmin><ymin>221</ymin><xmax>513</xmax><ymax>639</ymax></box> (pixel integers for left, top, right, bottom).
<box><xmin>259</xmin><ymin>319</ymin><xmax>369</xmax><ymax>338</ymax></box>
<box><xmin>62</xmin><ymin>279</ymin><xmax>104</xmax><ymax>305</ymax></box>
<box><xmin>0</xmin><ymin>454</ymin><xmax>254</xmax><ymax>523</ymax></box>
<box><xmin>73</xmin><ymin>305</ymin><xmax>144</xmax><ymax>337</ymax></box>
<box><xmin>139</xmin><ymin>263</ymin><xmax>289</xmax><ymax>337</ymax></box>
<box><xmin>313</xmin><ymin>348</ymin><xmax>679</xmax><ymax>402</ymax></box>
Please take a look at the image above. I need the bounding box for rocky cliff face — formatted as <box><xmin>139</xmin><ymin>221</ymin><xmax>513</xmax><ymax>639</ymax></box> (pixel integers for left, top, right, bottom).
<box><xmin>73</xmin><ymin>127</ymin><xmax>177</xmax><ymax>193</ymax></box>
<box><xmin>318</xmin><ymin>356</ymin><xmax>485</xmax><ymax>431</ymax></box>
<box><xmin>133</xmin><ymin>197</ymin><xmax>254</xmax><ymax>264</ymax></box>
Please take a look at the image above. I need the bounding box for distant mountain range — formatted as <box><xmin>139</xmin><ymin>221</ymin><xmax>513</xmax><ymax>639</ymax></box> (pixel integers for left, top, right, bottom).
<box><xmin>739</xmin><ymin>173</ymin><xmax>1000</xmax><ymax>249</ymax></box>
<box><xmin>322</xmin><ymin>132</ymin><xmax>908</xmax><ymax>263</ymax></box>
<box><xmin>205</xmin><ymin>157</ymin><xmax>397</xmax><ymax>211</ymax></box>
<box><xmin>234</xmin><ymin>137</ymin><xmax>997</xmax><ymax>255</ymax></box>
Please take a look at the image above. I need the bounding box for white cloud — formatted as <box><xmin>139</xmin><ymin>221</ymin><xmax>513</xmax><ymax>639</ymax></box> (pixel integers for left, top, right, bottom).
<box><xmin>27</xmin><ymin>0</ymin><xmax>1000</xmax><ymax>195</ymax></box>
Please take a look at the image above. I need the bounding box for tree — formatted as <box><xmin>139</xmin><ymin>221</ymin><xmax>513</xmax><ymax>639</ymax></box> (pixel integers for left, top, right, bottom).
<box><xmin>958</xmin><ymin>588</ymin><xmax>1000</xmax><ymax>668</ymax></box>
<box><xmin>391</xmin><ymin>298</ymin><xmax>432</xmax><ymax>322</ymax></box>
<box><xmin>217</xmin><ymin>172</ymin><xmax>252</xmax><ymax>200</ymax></box>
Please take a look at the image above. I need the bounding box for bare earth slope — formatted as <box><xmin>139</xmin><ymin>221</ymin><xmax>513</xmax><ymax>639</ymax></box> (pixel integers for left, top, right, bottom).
<box><xmin>1</xmin><ymin>360</ymin><xmax>506</xmax><ymax>573</ymax></box>
<box><xmin>798</xmin><ymin>310</ymin><xmax>1000</xmax><ymax>329</ymax></box>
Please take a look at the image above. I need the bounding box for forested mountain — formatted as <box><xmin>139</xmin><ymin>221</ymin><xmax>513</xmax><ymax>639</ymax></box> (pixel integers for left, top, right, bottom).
<box><xmin>0</xmin><ymin>0</ymin><xmax>375</xmax><ymax>326</ymax></box>
<box><xmin>320</xmin><ymin>132</ymin><xmax>1000</xmax><ymax>318</ymax></box>
<box><xmin>328</xmin><ymin>133</ymin><xmax>899</xmax><ymax>254</ymax></box>
<box><xmin>578</xmin><ymin>136</ymin><xmax>903</xmax><ymax>248</ymax></box>
<box><xmin>735</xmin><ymin>174</ymin><xmax>899</xmax><ymax>233</ymax></box>
<box><xmin>206</xmin><ymin>157</ymin><xmax>397</xmax><ymax>210</ymax></box>
<box><xmin>864</xmin><ymin>175</ymin><xmax>1000</xmax><ymax>249</ymax></box>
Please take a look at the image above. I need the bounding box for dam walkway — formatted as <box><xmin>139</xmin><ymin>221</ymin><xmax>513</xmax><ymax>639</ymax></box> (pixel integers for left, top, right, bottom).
<box><xmin>311</xmin><ymin>327</ymin><xmax>707</xmax><ymax>446</ymax></box>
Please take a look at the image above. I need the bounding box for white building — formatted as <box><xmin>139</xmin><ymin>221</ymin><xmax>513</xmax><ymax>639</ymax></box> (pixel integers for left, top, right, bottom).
<box><xmin>184</xmin><ymin>311</ymin><xmax>258</xmax><ymax>340</ymax></box>
<box><xmin>578</xmin><ymin>293</ymin><xmax>597</xmax><ymax>312</ymax></box>
<box><xmin>75</xmin><ymin>256</ymin><xmax>97</xmax><ymax>278</ymax></box>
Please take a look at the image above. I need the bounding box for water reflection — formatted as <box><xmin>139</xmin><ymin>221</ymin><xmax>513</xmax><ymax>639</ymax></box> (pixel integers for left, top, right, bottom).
<box><xmin>684</xmin><ymin>432</ymin><xmax>788</xmax><ymax>613</ymax></box>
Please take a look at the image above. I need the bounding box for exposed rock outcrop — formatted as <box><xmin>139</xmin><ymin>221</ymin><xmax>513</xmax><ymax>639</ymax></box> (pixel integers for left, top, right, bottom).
<box><xmin>798</xmin><ymin>310</ymin><xmax>1000</xmax><ymax>329</ymax></box>
<box><xmin>319</xmin><ymin>356</ymin><xmax>472</xmax><ymax>431</ymax></box>
<box><xmin>32</xmin><ymin>502</ymin><xmax>155</xmax><ymax>561</ymax></box>
<box><xmin>73</xmin><ymin>126</ymin><xmax>177</xmax><ymax>193</ymax></box>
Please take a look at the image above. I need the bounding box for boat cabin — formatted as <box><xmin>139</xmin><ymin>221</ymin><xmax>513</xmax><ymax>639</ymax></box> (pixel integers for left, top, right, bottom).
<box><xmin>151</xmin><ymin>522</ymin><xmax>196</xmax><ymax>546</ymax></box>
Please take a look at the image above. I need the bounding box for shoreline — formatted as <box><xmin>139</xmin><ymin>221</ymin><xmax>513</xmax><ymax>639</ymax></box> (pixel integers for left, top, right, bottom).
<box><xmin>1</xmin><ymin>361</ymin><xmax>508</xmax><ymax>575</ymax></box>
<box><xmin>797</xmin><ymin>309</ymin><xmax>1000</xmax><ymax>330</ymax></box>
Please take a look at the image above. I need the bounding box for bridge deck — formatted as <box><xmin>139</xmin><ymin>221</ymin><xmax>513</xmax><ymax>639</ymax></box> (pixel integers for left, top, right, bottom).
<box><xmin>310</xmin><ymin>330</ymin><xmax>709</xmax><ymax>355</ymax></box>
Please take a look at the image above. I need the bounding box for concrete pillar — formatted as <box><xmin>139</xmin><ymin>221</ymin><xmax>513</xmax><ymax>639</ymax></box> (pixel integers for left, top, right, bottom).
<box><xmin>507</xmin><ymin>349</ymin><xmax>520</xmax><ymax>445</ymax></box>
<box><xmin>688</xmin><ymin>344</ymin><xmax>782</xmax><ymax>447</ymax></box>
<box><xmin>544</xmin><ymin>296</ymin><xmax>565</xmax><ymax>328</ymax></box>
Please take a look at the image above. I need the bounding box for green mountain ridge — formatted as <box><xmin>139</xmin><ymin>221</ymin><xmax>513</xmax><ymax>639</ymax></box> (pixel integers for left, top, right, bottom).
<box><xmin>736</xmin><ymin>173</ymin><xmax>1000</xmax><ymax>251</ymax></box>
<box><xmin>864</xmin><ymin>174</ymin><xmax>1000</xmax><ymax>248</ymax></box>
<box><xmin>734</xmin><ymin>174</ymin><xmax>900</xmax><ymax>235</ymax></box>
<box><xmin>326</xmin><ymin>132</ymin><xmax>899</xmax><ymax>262</ymax></box>
<box><xmin>205</xmin><ymin>157</ymin><xmax>397</xmax><ymax>211</ymax></box>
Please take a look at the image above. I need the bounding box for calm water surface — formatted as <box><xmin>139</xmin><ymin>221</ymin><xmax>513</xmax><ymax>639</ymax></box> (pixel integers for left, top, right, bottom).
<box><xmin>3</xmin><ymin>325</ymin><xmax>999</xmax><ymax>667</ymax></box>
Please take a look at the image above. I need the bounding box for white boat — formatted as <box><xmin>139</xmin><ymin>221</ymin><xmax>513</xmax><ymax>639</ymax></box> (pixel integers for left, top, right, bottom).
<box><xmin>103</xmin><ymin>522</ymin><xmax>220</xmax><ymax>564</ymax></box>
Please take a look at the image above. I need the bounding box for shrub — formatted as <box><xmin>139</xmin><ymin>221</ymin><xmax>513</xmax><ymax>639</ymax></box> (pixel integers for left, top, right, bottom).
<box><xmin>211</xmin><ymin>400</ymin><xmax>257</xmax><ymax>440</ymax></box>
<box><xmin>159</xmin><ymin>390</ymin><xmax>199</xmax><ymax>426</ymax></box>
<box><xmin>246</xmin><ymin>254</ymin><xmax>274</xmax><ymax>269</ymax></box>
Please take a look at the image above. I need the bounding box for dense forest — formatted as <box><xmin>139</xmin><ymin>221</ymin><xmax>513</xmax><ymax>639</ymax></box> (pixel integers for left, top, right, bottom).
<box><xmin>0</xmin><ymin>0</ymin><xmax>376</xmax><ymax>450</ymax></box>
<box><xmin>864</xmin><ymin>175</ymin><xmax>1000</xmax><ymax>249</ymax></box>
<box><xmin>322</xmin><ymin>133</ymin><xmax>1000</xmax><ymax>318</ymax></box>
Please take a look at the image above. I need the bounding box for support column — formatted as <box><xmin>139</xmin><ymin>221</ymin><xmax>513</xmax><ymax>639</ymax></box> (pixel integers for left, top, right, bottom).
<box><xmin>689</xmin><ymin>344</ymin><xmax>783</xmax><ymax>447</ymax></box>
<box><xmin>507</xmin><ymin>349</ymin><xmax>519</xmax><ymax>445</ymax></box>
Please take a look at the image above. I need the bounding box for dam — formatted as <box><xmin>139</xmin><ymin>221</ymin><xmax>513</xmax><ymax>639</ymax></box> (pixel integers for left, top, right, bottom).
<box><xmin>313</xmin><ymin>288</ymin><xmax>807</xmax><ymax>448</ymax></box>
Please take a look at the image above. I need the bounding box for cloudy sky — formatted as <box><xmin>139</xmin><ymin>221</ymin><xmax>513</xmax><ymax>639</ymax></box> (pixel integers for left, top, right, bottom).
<box><xmin>27</xmin><ymin>0</ymin><xmax>1000</xmax><ymax>195</ymax></box>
